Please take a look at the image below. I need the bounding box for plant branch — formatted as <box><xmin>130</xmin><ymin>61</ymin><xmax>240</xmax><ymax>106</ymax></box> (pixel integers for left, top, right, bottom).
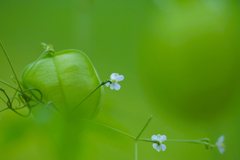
<box><xmin>135</xmin><ymin>115</ymin><xmax>153</xmax><ymax>140</ymax></box>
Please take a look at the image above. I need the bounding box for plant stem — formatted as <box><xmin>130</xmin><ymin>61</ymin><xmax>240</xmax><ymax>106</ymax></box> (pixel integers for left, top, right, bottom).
<box><xmin>0</xmin><ymin>96</ymin><xmax>7</xmax><ymax>105</ymax></box>
<box><xmin>0</xmin><ymin>108</ymin><xmax>9</xmax><ymax>112</ymax></box>
<box><xmin>0</xmin><ymin>41</ymin><xmax>23</xmax><ymax>93</ymax></box>
<box><xmin>135</xmin><ymin>115</ymin><xmax>153</xmax><ymax>140</ymax></box>
<box><xmin>138</xmin><ymin>138</ymin><xmax>202</xmax><ymax>143</ymax></box>
<box><xmin>0</xmin><ymin>88</ymin><xmax>29</xmax><ymax>117</ymax></box>
<box><xmin>86</xmin><ymin>115</ymin><xmax>154</xmax><ymax>160</ymax></box>
<box><xmin>84</xmin><ymin>119</ymin><xmax>136</xmax><ymax>139</ymax></box>
<box><xmin>0</xmin><ymin>79</ymin><xmax>21</xmax><ymax>92</ymax></box>
<box><xmin>138</xmin><ymin>138</ymin><xmax>216</xmax><ymax>148</ymax></box>
<box><xmin>22</xmin><ymin>50</ymin><xmax>47</xmax><ymax>81</ymax></box>
<box><xmin>30</xmin><ymin>99</ymin><xmax>59</xmax><ymax>114</ymax></box>
<box><xmin>135</xmin><ymin>141</ymin><xmax>138</xmax><ymax>160</ymax></box>
<box><xmin>166</xmin><ymin>139</ymin><xmax>199</xmax><ymax>143</ymax></box>
<box><xmin>71</xmin><ymin>80</ymin><xmax>110</xmax><ymax>113</ymax></box>
<box><xmin>48</xmin><ymin>101</ymin><xmax>62</xmax><ymax>115</ymax></box>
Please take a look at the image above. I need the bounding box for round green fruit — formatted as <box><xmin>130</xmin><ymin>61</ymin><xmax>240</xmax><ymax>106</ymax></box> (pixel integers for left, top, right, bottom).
<box><xmin>21</xmin><ymin>49</ymin><xmax>103</xmax><ymax>121</ymax></box>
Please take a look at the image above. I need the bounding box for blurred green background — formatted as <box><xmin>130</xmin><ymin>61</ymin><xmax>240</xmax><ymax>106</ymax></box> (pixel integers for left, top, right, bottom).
<box><xmin>0</xmin><ymin>0</ymin><xmax>240</xmax><ymax>159</ymax></box>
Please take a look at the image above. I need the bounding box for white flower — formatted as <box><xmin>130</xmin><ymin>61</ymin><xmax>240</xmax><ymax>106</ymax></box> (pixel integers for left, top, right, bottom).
<box><xmin>151</xmin><ymin>134</ymin><xmax>167</xmax><ymax>152</ymax></box>
<box><xmin>105</xmin><ymin>73</ymin><xmax>124</xmax><ymax>90</ymax></box>
<box><xmin>216</xmin><ymin>135</ymin><xmax>225</xmax><ymax>154</ymax></box>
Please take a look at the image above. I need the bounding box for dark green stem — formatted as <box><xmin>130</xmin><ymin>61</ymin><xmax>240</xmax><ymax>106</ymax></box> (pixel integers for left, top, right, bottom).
<box><xmin>0</xmin><ymin>41</ymin><xmax>24</xmax><ymax>93</ymax></box>
<box><xmin>0</xmin><ymin>79</ymin><xmax>21</xmax><ymax>92</ymax></box>
<box><xmin>0</xmin><ymin>88</ymin><xmax>30</xmax><ymax>117</ymax></box>
<box><xmin>0</xmin><ymin>107</ymin><xmax>9</xmax><ymax>112</ymax></box>
<box><xmin>71</xmin><ymin>80</ymin><xmax>110</xmax><ymax>113</ymax></box>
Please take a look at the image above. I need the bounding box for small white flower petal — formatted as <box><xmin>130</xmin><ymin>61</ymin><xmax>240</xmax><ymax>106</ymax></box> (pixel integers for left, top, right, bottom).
<box><xmin>153</xmin><ymin>143</ymin><xmax>160</xmax><ymax>152</ymax></box>
<box><xmin>216</xmin><ymin>135</ymin><xmax>225</xmax><ymax>154</ymax></box>
<box><xmin>114</xmin><ymin>83</ymin><xmax>121</xmax><ymax>90</ymax></box>
<box><xmin>160</xmin><ymin>144</ymin><xmax>166</xmax><ymax>151</ymax></box>
<box><xmin>110</xmin><ymin>73</ymin><xmax>116</xmax><ymax>79</ymax></box>
<box><xmin>152</xmin><ymin>143</ymin><xmax>158</xmax><ymax>150</ymax></box>
<box><xmin>116</xmin><ymin>75</ymin><xmax>124</xmax><ymax>81</ymax></box>
<box><xmin>110</xmin><ymin>73</ymin><xmax>119</xmax><ymax>80</ymax></box>
<box><xmin>156</xmin><ymin>134</ymin><xmax>162</xmax><ymax>141</ymax></box>
<box><xmin>105</xmin><ymin>82</ymin><xmax>110</xmax><ymax>87</ymax></box>
<box><xmin>219</xmin><ymin>147</ymin><xmax>225</xmax><ymax>154</ymax></box>
<box><xmin>110</xmin><ymin>83</ymin><xmax>115</xmax><ymax>90</ymax></box>
<box><xmin>160</xmin><ymin>135</ymin><xmax>167</xmax><ymax>142</ymax></box>
<box><xmin>218</xmin><ymin>136</ymin><xmax>224</xmax><ymax>144</ymax></box>
<box><xmin>151</xmin><ymin>135</ymin><xmax>158</xmax><ymax>141</ymax></box>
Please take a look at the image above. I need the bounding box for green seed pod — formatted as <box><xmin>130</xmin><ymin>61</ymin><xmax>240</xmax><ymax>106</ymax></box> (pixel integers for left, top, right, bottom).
<box><xmin>21</xmin><ymin>49</ymin><xmax>103</xmax><ymax>121</ymax></box>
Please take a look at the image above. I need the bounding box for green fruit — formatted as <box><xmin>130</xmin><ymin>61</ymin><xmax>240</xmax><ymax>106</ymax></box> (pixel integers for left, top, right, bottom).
<box><xmin>21</xmin><ymin>49</ymin><xmax>103</xmax><ymax>120</ymax></box>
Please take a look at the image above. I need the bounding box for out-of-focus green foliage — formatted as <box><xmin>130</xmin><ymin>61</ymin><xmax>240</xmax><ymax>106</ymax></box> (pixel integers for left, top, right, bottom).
<box><xmin>139</xmin><ymin>0</ymin><xmax>240</xmax><ymax>125</ymax></box>
<box><xmin>0</xmin><ymin>0</ymin><xmax>239</xmax><ymax>160</ymax></box>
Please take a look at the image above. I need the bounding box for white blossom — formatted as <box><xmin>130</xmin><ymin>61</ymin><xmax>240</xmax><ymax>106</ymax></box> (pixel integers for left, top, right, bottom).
<box><xmin>151</xmin><ymin>134</ymin><xmax>167</xmax><ymax>152</ymax></box>
<box><xmin>105</xmin><ymin>73</ymin><xmax>124</xmax><ymax>90</ymax></box>
<box><xmin>216</xmin><ymin>135</ymin><xmax>225</xmax><ymax>154</ymax></box>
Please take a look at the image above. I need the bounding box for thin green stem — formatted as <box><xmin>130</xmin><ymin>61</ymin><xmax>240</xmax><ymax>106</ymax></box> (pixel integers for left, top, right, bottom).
<box><xmin>138</xmin><ymin>138</ymin><xmax>202</xmax><ymax>143</ymax></box>
<box><xmin>0</xmin><ymin>96</ymin><xmax>7</xmax><ymax>105</ymax></box>
<box><xmin>71</xmin><ymin>83</ymin><xmax>102</xmax><ymax>112</ymax></box>
<box><xmin>0</xmin><ymin>79</ymin><xmax>21</xmax><ymax>92</ymax></box>
<box><xmin>0</xmin><ymin>88</ymin><xmax>30</xmax><ymax>117</ymax></box>
<box><xmin>138</xmin><ymin>138</ymin><xmax>216</xmax><ymax>148</ymax></box>
<box><xmin>30</xmin><ymin>99</ymin><xmax>59</xmax><ymax>114</ymax></box>
<box><xmin>71</xmin><ymin>80</ymin><xmax>110</xmax><ymax>113</ymax></box>
<box><xmin>0</xmin><ymin>107</ymin><xmax>9</xmax><ymax>112</ymax></box>
<box><xmin>135</xmin><ymin>141</ymin><xmax>138</xmax><ymax>160</ymax></box>
<box><xmin>138</xmin><ymin>138</ymin><xmax>154</xmax><ymax>142</ymax></box>
<box><xmin>11</xmin><ymin>76</ymin><xmax>17</xmax><ymax>84</ymax></box>
<box><xmin>22</xmin><ymin>50</ymin><xmax>47</xmax><ymax>81</ymax></box>
<box><xmin>0</xmin><ymin>41</ymin><xmax>23</xmax><ymax>93</ymax></box>
<box><xmin>48</xmin><ymin>101</ymin><xmax>62</xmax><ymax>115</ymax></box>
<box><xmin>11</xmin><ymin>88</ymin><xmax>19</xmax><ymax>104</ymax></box>
<box><xmin>14</xmin><ymin>105</ymin><xmax>27</xmax><ymax>110</ymax></box>
<box><xmin>11</xmin><ymin>107</ymin><xmax>31</xmax><ymax>117</ymax></box>
<box><xmin>9</xmin><ymin>97</ymin><xmax>21</xmax><ymax>109</ymax></box>
<box><xmin>84</xmin><ymin>119</ymin><xmax>136</xmax><ymax>139</ymax></box>
<box><xmin>166</xmin><ymin>139</ymin><xmax>213</xmax><ymax>145</ymax></box>
<box><xmin>135</xmin><ymin>115</ymin><xmax>153</xmax><ymax>140</ymax></box>
<box><xmin>166</xmin><ymin>139</ymin><xmax>199</xmax><ymax>143</ymax></box>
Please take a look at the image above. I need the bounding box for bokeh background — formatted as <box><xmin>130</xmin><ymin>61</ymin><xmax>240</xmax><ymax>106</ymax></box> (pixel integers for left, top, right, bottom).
<box><xmin>0</xmin><ymin>0</ymin><xmax>240</xmax><ymax>159</ymax></box>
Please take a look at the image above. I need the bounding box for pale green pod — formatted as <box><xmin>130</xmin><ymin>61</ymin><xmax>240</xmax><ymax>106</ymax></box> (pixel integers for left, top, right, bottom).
<box><xmin>21</xmin><ymin>49</ymin><xmax>103</xmax><ymax>121</ymax></box>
